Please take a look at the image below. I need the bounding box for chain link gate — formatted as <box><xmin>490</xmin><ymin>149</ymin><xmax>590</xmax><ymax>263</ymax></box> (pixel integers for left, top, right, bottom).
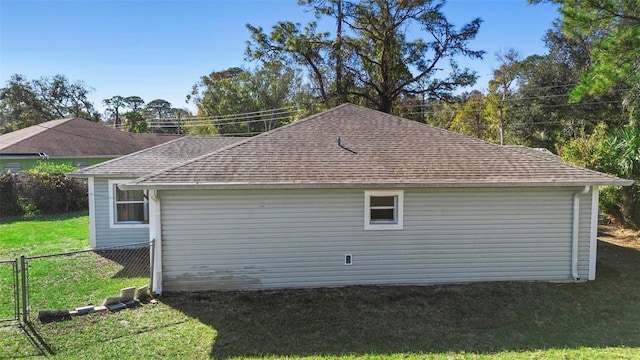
<box><xmin>20</xmin><ymin>241</ymin><xmax>153</xmax><ymax>322</ymax></box>
<box><xmin>0</xmin><ymin>259</ymin><xmax>20</xmax><ymax>323</ymax></box>
<box><xmin>2</xmin><ymin>240</ymin><xmax>153</xmax><ymax>324</ymax></box>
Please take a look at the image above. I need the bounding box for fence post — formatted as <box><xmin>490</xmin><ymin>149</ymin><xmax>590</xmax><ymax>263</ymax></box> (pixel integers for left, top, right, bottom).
<box><xmin>14</xmin><ymin>259</ymin><xmax>20</xmax><ymax>322</ymax></box>
<box><xmin>20</xmin><ymin>255</ymin><xmax>28</xmax><ymax>323</ymax></box>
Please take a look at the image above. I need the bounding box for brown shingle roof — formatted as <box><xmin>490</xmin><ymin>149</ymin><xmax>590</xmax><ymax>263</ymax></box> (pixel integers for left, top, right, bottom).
<box><xmin>0</xmin><ymin>117</ymin><xmax>178</xmax><ymax>157</ymax></box>
<box><xmin>69</xmin><ymin>136</ymin><xmax>247</xmax><ymax>178</ymax></box>
<box><xmin>127</xmin><ymin>104</ymin><xmax>631</xmax><ymax>189</ymax></box>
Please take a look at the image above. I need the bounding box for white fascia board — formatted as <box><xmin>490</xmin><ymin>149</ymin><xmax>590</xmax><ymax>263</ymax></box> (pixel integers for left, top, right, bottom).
<box><xmin>118</xmin><ymin>180</ymin><xmax>633</xmax><ymax>191</ymax></box>
<box><xmin>67</xmin><ymin>172</ymin><xmax>148</xmax><ymax>179</ymax></box>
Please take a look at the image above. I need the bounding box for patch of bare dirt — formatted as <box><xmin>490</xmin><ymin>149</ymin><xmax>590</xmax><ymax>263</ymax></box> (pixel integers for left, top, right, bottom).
<box><xmin>598</xmin><ymin>223</ymin><xmax>640</xmax><ymax>251</ymax></box>
<box><xmin>597</xmin><ymin>223</ymin><xmax>640</xmax><ymax>277</ymax></box>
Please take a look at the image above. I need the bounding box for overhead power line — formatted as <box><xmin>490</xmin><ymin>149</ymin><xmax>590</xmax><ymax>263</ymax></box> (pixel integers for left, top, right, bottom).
<box><xmin>144</xmin><ymin>107</ymin><xmax>300</xmax><ymax>132</ymax></box>
<box><xmin>170</xmin><ymin>106</ymin><xmax>298</xmax><ymax>122</ymax></box>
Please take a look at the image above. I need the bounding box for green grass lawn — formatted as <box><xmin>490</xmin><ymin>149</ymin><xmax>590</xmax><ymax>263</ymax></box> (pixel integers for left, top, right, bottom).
<box><xmin>0</xmin><ymin>211</ymin><xmax>90</xmax><ymax>258</ymax></box>
<box><xmin>1</xmin><ymin>213</ymin><xmax>639</xmax><ymax>359</ymax></box>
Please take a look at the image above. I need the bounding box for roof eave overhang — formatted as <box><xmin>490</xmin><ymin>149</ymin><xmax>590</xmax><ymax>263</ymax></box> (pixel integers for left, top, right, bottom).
<box><xmin>119</xmin><ymin>179</ymin><xmax>634</xmax><ymax>191</ymax></box>
<box><xmin>67</xmin><ymin>172</ymin><xmax>147</xmax><ymax>179</ymax></box>
<box><xmin>1</xmin><ymin>154</ymin><xmax>120</xmax><ymax>159</ymax></box>
<box><xmin>54</xmin><ymin>155</ymin><xmax>122</xmax><ymax>159</ymax></box>
<box><xmin>0</xmin><ymin>153</ymin><xmax>42</xmax><ymax>158</ymax></box>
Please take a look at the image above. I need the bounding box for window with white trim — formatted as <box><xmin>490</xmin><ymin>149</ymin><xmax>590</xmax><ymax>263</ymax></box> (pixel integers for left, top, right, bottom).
<box><xmin>109</xmin><ymin>180</ymin><xmax>148</xmax><ymax>227</ymax></box>
<box><xmin>364</xmin><ymin>190</ymin><xmax>403</xmax><ymax>230</ymax></box>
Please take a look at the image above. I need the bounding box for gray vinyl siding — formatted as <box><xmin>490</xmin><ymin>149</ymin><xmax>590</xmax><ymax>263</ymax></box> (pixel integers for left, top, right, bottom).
<box><xmin>159</xmin><ymin>187</ymin><xmax>595</xmax><ymax>291</ymax></box>
<box><xmin>93</xmin><ymin>178</ymin><xmax>149</xmax><ymax>248</ymax></box>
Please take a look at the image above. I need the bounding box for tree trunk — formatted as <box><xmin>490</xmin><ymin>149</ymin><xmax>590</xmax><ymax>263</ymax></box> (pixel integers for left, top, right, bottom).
<box><xmin>378</xmin><ymin>92</ymin><xmax>392</xmax><ymax>113</ymax></box>
<box><xmin>335</xmin><ymin>0</ymin><xmax>346</xmax><ymax>104</ymax></box>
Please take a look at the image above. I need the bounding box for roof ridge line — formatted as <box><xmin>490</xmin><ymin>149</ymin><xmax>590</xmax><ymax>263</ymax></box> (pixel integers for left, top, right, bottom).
<box><xmin>0</xmin><ymin>118</ymin><xmax>75</xmax><ymax>150</ymax></box>
<box><xmin>131</xmin><ymin>105</ymin><xmax>352</xmax><ymax>184</ymax></box>
<box><xmin>67</xmin><ymin>135</ymin><xmax>189</xmax><ymax>176</ymax></box>
<box><xmin>40</xmin><ymin>117</ymin><xmax>80</xmax><ymax>129</ymax></box>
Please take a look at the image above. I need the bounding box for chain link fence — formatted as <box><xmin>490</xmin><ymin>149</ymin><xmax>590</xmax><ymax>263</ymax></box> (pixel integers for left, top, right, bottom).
<box><xmin>22</xmin><ymin>241</ymin><xmax>153</xmax><ymax>322</ymax></box>
<box><xmin>0</xmin><ymin>259</ymin><xmax>19</xmax><ymax>323</ymax></box>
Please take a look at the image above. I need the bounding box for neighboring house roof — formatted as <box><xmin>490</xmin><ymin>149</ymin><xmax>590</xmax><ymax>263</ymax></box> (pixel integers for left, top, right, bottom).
<box><xmin>69</xmin><ymin>136</ymin><xmax>247</xmax><ymax>178</ymax></box>
<box><xmin>0</xmin><ymin>117</ymin><xmax>178</xmax><ymax>157</ymax></box>
<box><xmin>126</xmin><ymin>104</ymin><xmax>632</xmax><ymax>189</ymax></box>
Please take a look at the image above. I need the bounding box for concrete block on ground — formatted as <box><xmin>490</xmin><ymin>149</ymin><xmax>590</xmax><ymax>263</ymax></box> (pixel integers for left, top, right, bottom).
<box><xmin>119</xmin><ymin>286</ymin><xmax>136</xmax><ymax>302</ymax></box>
<box><xmin>93</xmin><ymin>306</ymin><xmax>108</xmax><ymax>313</ymax></box>
<box><xmin>106</xmin><ymin>302</ymin><xmax>127</xmax><ymax>312</ymax></box>
<box><xmin>76</xmin><ymin>305</ymin><xmax>95</xmax><ymax>315</ymax></box>
<box><xmin>102</xmin><ymin>296</ymin><xmax>122</xmax><ymax>306</ymax></box>
<box><xmin>124</xmin><ymin>299</ymin><xmax>140</xmax><ymax>308</ymax></box>
<box><xmin>38</xmin><ymin>309</ymin><xmax>69</xmax><ymax>322</ymax></box>
<box><xmin>135</xmin><ymin>285</ymin><xmax>149</xmax><ymax>301</ymax></box>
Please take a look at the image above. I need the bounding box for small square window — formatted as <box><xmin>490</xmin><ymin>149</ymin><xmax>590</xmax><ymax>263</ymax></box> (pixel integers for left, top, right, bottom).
<box><xmin>109</xmin><ymin>180</ymin><xmax>149</xmax><ymax>227</ymax></box>
<box><xmin>115</xmin><ymin>187</ymin><xmax>148</xmax><ymax>223</ymax></box>
<box><xmin>364</xmin><ymin>190</ymin><xmax>403</xmax><ymax>230</ymax></box>
<box><xmin>369</xmin><ymin>196</ymin><xmax>397</xmax><ymax>223</ymax></box>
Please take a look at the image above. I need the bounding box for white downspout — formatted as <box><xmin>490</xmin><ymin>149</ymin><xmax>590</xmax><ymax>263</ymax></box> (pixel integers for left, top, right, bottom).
<box><xmin>572</xmin><ymin>186</ymin><xmax>590</xmax><ymax>280</ymax></box>
<box><xmin>149</xmin><ymin>190</ymin><xmax>163</xmax><ymax>294</ymax></box>
<box><xmin>588</xmin><ymin>186</ymin><xmax>600</xmax><ymax>280</ymax></box>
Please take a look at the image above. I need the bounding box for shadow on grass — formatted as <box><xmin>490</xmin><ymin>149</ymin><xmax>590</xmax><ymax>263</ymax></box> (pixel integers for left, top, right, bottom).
<box><xmin>95</xmin><ymin>247</ymin><xmax>150</xmax><ymax>278</ymax></box>
<box><xmin>162</xmin><ymin>240</ymin><xmax>640</xmax><ymax>359</ymax></box>
<box><xmin>22</xmin><ymin>322</ymin><xmax>56</xmax><ymax>356</ymax></box>
<box><xmin>0</xmin><ymin>322</ymin><xmax>54</xmax><ymax>358</ymax></box>
<box><xmin>1</xmin><ymin>314</ymin><xmax>189</xmax><ymax>359</ymax></box>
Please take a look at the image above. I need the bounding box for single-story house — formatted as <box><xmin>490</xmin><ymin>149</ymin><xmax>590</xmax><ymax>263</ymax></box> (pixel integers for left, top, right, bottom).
<box><xmin>68</xmin><ymin>136</ymin><xmax>246</xmax><ymax>248</ymax></box>
<box><xmin>116</xmin><ymin>104</ymin><xmax>630</xmax><ymax>294</ymax></box>
<box><xmin>0</xmin><ymin>117</ymin><xmax>177</xmax><ymax>173</ymax></box>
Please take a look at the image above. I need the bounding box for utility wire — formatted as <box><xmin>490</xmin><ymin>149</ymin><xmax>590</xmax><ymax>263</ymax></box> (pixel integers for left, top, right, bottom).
<box><xmin>2</xmin><ymin>94</ymin><xmax>632</xmax><ymax>144</ymax></box>
<box><xmin>148</xmin><ymin>115</ymin><xmax>296</xmax><ymax>128</ymax></box>
<box><xmin>149</xmin><ymin>110</ymin><xmax>298</xmax><ymax>124</ymax></box>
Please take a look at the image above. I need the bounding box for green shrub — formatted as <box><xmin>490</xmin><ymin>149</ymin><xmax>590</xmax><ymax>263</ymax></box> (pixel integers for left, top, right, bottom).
<box><xmin>27</xmin><ymin>160</ymin><xmax>78</xmax><ymax>175</ymax></box>
<box><xmin>562</xmin><ymin>123</ymin><xmax>640</xmax><ymax>228</ymax></box>
<box><xmin>19</xmin><ymin>173</ymin><xmax>88</xmax><ymax>214</ymax></box>
<box><xmin>0</xmin><ymin>173</ymin><xmax>22</xmax><ymax>217</ymax></box>
<box><xmin>0</xmin><ymin>170</ymin><xmax>88</xmax><ymax>217</ymax></box>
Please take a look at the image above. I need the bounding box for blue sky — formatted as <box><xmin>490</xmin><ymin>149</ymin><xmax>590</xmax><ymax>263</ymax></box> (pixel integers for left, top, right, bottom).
<box><xmin>0</xmin><ymin>0</ymin><xmax>559</xmax><ymax>115</ymax></box>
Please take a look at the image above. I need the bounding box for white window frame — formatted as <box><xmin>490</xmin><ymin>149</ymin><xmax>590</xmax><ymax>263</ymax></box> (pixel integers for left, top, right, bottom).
<box><xmin>364</xmin><ymin>190</ymin><xmax>404</xmax><ymax>230</ymax></box>
<box><xmin>108</xmin><ymin>179</ymin><xmax>149</xmax><ymax>228</ymax></box>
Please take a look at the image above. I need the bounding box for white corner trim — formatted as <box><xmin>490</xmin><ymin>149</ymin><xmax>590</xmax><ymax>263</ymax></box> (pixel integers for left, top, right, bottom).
<box><xmin>108</xmin><ymin>179</ymin><xmax>149</xmax><ymax>229</ymax></box>
<box><xmin>571</xmin><ymin>186</ymin><xmax>590</xmax><ymax>280</ymax></box>
<box><xmin>588</xmin><ymin>186</ymin><xmax>600</xmax><ymax>280</ymax></box>
<box><xmin>88</xmin><ymin>177</ymin><xmax>97</xmax><ymax>249</ymax></box>
<box><xmin>364</xmin><ymin>190</ymin><xmax>404</xmax><ymax>230</ymax></box>
<box><xmin>149</xmin><ymin>190</ymin><xmax>162</xmax><ymax>294</ymax></box>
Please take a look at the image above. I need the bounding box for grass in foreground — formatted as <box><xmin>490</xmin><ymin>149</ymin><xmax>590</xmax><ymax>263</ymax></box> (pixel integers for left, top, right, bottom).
<box><xmin>0</xmin><ymin>215</ymin><xmax>639</xmax><ymax>359</ymax></box>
